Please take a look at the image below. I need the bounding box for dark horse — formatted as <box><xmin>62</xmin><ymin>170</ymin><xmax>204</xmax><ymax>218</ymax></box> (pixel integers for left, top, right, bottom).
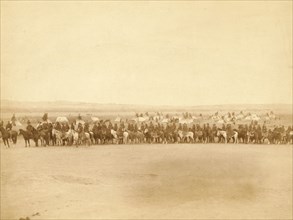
<box><xmin>0</xmin><ymin>126</ymin><xmax>18</xmax><ymax>148</ymax></box>
<box><xmin>19</xmin><ymin>128</ymin><xmax>40</xmax><ymax>147</ymax></box>
<box><xmin>237</xmin><ymin>125</ymin><xmax>248</xmax><ymax>144</ymax></box>
<box><xmin>92</xmin><ymin>126</ymin><xmax>102</xmax><ymax>144</ymax></box>
<box><xmin>37</xmin><ymin>126</ymin><xmax>51</xmax><ymax>146</ymax></box>
<box><xmin>100</xmin><ymin>127</ymin><xmax>113</xmax><ymax>144</ymax></box>
<box><xmin>10</xmin><ymin>130</ymin><xmax>18</xmax><ymax>144</ymax></box>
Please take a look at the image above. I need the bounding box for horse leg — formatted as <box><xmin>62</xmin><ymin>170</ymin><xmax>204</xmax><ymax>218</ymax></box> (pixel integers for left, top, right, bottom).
<box><xmin>53</xmin><ymin>136</ymin><xmax>56</xmax><ymax>146</ymax></box>
<box><xmin>190</xmin><ymin>137</ymin><xmax>194</xmax><ymax>143</ymax></box>
<box><xmin>46</xmin><ymin>137</ymin><xmax>50</xmax><ymax>146</ymax></box>
<box><xmin>14</xmin><ymin>135</ymin><xmax>17</xmax><ymax>144</ymax></box>
<box><xmin>3</xmin><ymin>138</ymin><xmax>8</xmax><ymax>148</ymax></box>
<box><xmin>3</xmin><ymin>139</ymin><xmax>7</xmax><ymax>148</ymax></box>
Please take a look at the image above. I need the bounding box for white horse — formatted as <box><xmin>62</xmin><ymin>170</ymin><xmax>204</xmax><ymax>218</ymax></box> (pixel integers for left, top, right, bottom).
<box><xmin>177</xmin><ymin>130</ymin><xmax>194</xmax><ymax>143</ymax></box>
<box><xmin>217</xmin><ymin>130</ymin><xmax>238</xmax><ymax>144</ymax></box>
<box><xmin>74</xmin><ymin>131</ymin><xmax>91</xmax><ymax>147</ymax></box>
<box><xmin>64</xmin><ymin>129</ymin><xmax>78</xmax><ymax>146</ymax></box>
<box><xmin>123</xmin><ymin>131</ymin><xmax>129</xmax><ymax>144</ymax></box>
<box><xmin>217</xmin><ymin>130</ymin><xmax>227</xmax><ymax>143</ymax></box>
<box><xmin>81</xmin><ymin>132</ymin><xmax>91</xmax><ymax>146</ymax></box>
<box><xmin>52</xmin><ymin>129</ymin><xmax>63</xmax><ymax>146</ymax></box>
<box><xmin>110</xmin><ymin>129</ymin><xmax>119</xmax><ymax>144</ymax></box>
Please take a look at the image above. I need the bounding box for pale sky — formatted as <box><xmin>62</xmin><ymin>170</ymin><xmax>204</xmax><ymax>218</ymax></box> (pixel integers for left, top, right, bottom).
<box><xmin>1</xmin><ymin>1</ymin><xmax>292</xmax><ymax>106</ymax></box>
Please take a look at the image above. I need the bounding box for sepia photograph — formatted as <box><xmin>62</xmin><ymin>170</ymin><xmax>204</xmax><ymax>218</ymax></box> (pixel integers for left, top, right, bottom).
<box><xmin>1</xmin><ymin>1</ymin><xmax>292</xmax><ymax>219</ymax></box>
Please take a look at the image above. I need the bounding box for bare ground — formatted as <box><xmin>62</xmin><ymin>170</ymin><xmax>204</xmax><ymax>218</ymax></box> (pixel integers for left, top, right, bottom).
<box><xmin>1</xmin><ymin>140</ymin><xmax>292</xmax><ymax>219</ymax></box>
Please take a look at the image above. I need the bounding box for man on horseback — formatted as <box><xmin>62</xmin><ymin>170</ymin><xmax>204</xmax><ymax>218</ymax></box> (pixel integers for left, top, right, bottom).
<box><xmin>114</xmin><ymin>123</ymin><xmax>118</xmax><ymax>131</ymax></box>
<box><xmin>36</xmin><ymin>121</ymin><xmax>43</xmax><ymax>130</ymax></box>
<box><xmin>42</xmin><ymin>121</ymin><xmax>49</xmax><ymax>130</ymax></box>
<box><xmin>55</xmin><ymin>122</ymin><xmax>61</xmax><ymax>131</ymax></box>
<box><xmin>11</xmin><ymin>114</ymin><xmax>16</xmax><ymax>126</ymax></box>
<box><xmin>77</xmin><ymin>123</ymin><xmax>83</xmax><ymax>134</ymax></box>
<box><xmin>222</xmin><ymin>124</ymin><xmax>226</xmax><ymax>131</ymax></box>
<box><xmin>149</xmin><ymin>122</ymin><xmax>154</xmax><ymax>132</ymax></box>
<box><xmin>6</xmin><ymin>121</ymin><xmax>12</xmax><ymax>131</ymax></box>
<box><xmin>206</xmin><ymin>123</ymin><xmax>212</xmax><ymax>143</ymax></box>
<box><xmin>84</xmin><ymin>122</ymin><xmax>90</xmax><ymax>133</ymax></box>
<box><xmin>26</xmin><ymin>120</ymin><xmax>34</xmax><ymax>136</ymax></box>
<box><xmin>42</xmin><ymin>113</ymin><xmax>48</xmax><ymax>122</ymax></box>
<box><xmin>70</xmin><ymin>122</ymin><xmax>75</xmax><ymax>130</ymax></box>
<box><xmin>134</xmin><ymin>124</ymin><xmax>138</xmax><ymax>132</ymax></box>
<box><xmin>0</xmin><ymin>121</ymin><xmax>16</xmax><ymax>147</ymax></box>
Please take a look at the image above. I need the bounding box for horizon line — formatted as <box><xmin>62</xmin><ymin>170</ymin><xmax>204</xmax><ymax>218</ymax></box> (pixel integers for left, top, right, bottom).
<box><xmin>1</xmin><ymin>99</ymin><xmax>292</xmax><ymax>108</ymax></box>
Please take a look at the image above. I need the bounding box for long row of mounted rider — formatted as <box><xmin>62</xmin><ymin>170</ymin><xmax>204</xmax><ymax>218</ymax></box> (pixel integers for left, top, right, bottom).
<box><xmin>1</xmin><ymin>120</ymin><xmax>292</xmax><ymax>148</ymax></box>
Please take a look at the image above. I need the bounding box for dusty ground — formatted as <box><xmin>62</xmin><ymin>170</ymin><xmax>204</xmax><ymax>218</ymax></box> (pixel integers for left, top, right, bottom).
<box><xmin>1</xmin><ymin>140</ymin><xmax>292</xmax><ymax>220</ymax></box>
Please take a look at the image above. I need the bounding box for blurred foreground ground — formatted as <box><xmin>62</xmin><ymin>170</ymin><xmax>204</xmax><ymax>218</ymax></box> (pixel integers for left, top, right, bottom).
<box><xmin>1</xmin><ymin>140</ymin><xmax>292</xmax><ymax>219</ymax></box>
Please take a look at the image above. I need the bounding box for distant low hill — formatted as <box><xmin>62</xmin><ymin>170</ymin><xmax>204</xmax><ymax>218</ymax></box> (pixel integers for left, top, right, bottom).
<box><xmin>0</xmin><ymin>99</ymin><xmax>291</xmax><ymax>114</ymax></box>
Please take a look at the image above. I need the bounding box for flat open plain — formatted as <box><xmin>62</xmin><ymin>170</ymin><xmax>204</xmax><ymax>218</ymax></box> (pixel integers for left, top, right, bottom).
<box><xmin>1</xmin><ymin>140</ymin><xmax>292</xmax><ymax>219</ymax></box>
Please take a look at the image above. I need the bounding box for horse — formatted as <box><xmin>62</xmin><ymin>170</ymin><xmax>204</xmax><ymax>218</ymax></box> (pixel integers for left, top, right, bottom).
<box><xmin>287</xmin><ymin>131</ymin><xmax>293</xmax><ymax>144</ymax></box>
<box><xmin>92</xmin><ymin>126</ymin><xmax>102</xmax><ymax>144</ymax></box>
<box><xmin>110</xmin><ymin>129</ymin><xmax>119</xmax><ymax>144</ymax></box>
<box><xmin>70</xmin><ymin>130</ymin><xmax>79</xmax><ymax>147</ymax></box>
<box><xmin>163</xmin><ymin>129</ymin><xmax>178</xmax><ymax>143</ymax></box>
<box><xmin>144</xmin><ymin>129</ymin><xmax>152</xmax><ymax>143</ymax></box>
<box><xmin>281</xmin><ymin>131</ymin><xmax>288</xmax><ymax>144</ymax></box>
<box><xmin>52</xmin><ymin>129</ymin><xmax>63</xmax><ymax>146</ymax></box>
<box><xmin>78</xmin><ymin>131</ymin><xmax>91</xmax><ymax>146</ymax></box>
<box><xmin>238</xmin><ymin>126</ymin><xmax>248</xmax><ymax>143</ymax></box>
<box><xmin>62</xmin><ymin>129</ymin><xmax>76</xmax><ymax>146</ymax></box>
<box><xmin>217</xmin><ymin>129</ymin><xmax>238</xmax><ymax>144</ymax></box>
<box><xmin>157</xmin><ymin>130</ymin><xmax>165</xmax><ymax>144</ymax></box>
<box><xmin>203</xmin><ymin>128</ymin><xmax>212</xmax><ymax>143</ymax></box>
<box><xmin>135</xmin><ymin>130</ymin><xmax>145</xmax><ymax>144</ymax></box>
<box><xmin>113</xmin><ymin>129</ymin><xmax>124</xmax><ymax>144</ymax></box>
<box><xmin>19</xmin><ymin>129</ymin><xmax>40</xmax><ymax>147</ymax></box>
<box><xmin>38</xmin><ymin>129</ymin><xmax>50</xmax><ymax>146</ymax></box>
<box><xmin>127</xmin><ymin>130</ymin><xmax>137</xmax><ymax>144</ymax></box>
<box><xmin>230</xmin><ymin>130</ymin><xmax>239</xmax><ymax>144</ymax></box>
<box><xmin>100</xmin><ymin>128</ymin><xmax>112</xmax><ymax>144</ymax></box>
<box><xmin>177</xmin><ymin>130</ymin><xmax>194</xmax><ymax>143</ymax></box>
<box><xmin>254</xmin><ymin>129</ymin><xmax>263</xmax><ymax>144</ymax></box>
<box><xmin>247</xmin><ymin>130</ymin><xmax>257</xmax><ymax>144</ymax></box>
<box><xmin>126</xmin><ymin>130</ymin><xmax>144</xmax><ymax>144</ymax></box>
<box><xmin>271</xmin><ymin>128</ymin><xmax>282</xmax><ymax>144</ymax></box>
<box><xmin>217</xmin><ymin>129</ymin><xmax>228</xmax><ymax>143</ymax></box>
<box><xmin>209</xmin><ymin>128</ymin><xmax>217</xmax><ymax>143</ymax></box>
<box><xmin>149</xmin><ymin>130</ymin><xmax>165</xmax><ymax>144</ymax></box>
<box><xmin>261</xmin><ymin>131</ymin><xmax>270</xmax><ymax>144</ymax></box>
<box><xmin>0</xmin><ymin>126</ymin><xmax>11</xmax><ymax>148</ymax></box>
<box><xmin>123</xmin><ymin>130</ymin><xmax>129</xmax><ymax>144</ymax></box>
<box><xmin>193</xmin><ymin>130</ymin><xmax>203</xmax><ymax>143</ymax></box>
<box><xmin>149</xmin><ymin>130</ymin><xmax>159</xmax><ymax>143</ymax></box>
